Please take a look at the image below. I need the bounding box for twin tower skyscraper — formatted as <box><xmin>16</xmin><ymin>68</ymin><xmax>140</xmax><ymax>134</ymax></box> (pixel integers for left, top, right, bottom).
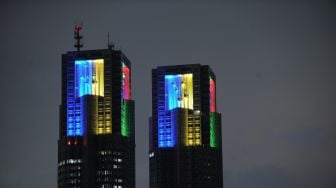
<box><xmin>58</xmin><ymin>28</ymin><xmax>223</xmax><ymax>188</ymax></box>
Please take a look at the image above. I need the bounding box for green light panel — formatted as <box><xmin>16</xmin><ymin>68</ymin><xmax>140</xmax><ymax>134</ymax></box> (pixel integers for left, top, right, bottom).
<box><xmin>210</xmin><ymin>112</ymin><xmax>219</xmax><ymax>148</ymax></box>
<box><xmin>121</xmin><ymin>101</ymin><xmax>128</xmax><ymax>136</ymax></box>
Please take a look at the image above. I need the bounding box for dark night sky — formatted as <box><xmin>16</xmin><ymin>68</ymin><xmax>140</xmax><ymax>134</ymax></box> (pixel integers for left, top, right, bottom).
<box><xmin>0</xmin><ymin>0</ymin><xmax>335</xmax><ymax>188</ymax></box>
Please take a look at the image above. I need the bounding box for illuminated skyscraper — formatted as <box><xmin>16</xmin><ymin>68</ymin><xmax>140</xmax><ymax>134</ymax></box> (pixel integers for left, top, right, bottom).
<box><xmin>58</xmin><ymin>28</ymin><xmax>135</xmax><ymax>188</ymax></box>
<box><xmin>149</xmin><ymin>64</ymin><xmax>223</xmax><ymax>188</ymax></box>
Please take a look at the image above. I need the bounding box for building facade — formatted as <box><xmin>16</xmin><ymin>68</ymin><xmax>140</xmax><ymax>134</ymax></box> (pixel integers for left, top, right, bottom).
<box><xmin>149</xmin><ymin>64</ymin><xmax>223</xmax><ymax>188</ymax></box>
<box><xmin>58</xmin><ymin>48</ymin><xmax>135</xmax><ymax>188</ymax></box>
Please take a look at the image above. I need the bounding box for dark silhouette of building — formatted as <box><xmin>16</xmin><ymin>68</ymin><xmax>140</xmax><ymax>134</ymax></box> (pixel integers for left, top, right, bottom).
<box><xmin>149</xmin><ymin>64</ymin><xmax>223</xmax><ymax>188</ymax></box>
<box><xmin>58</xmin><ymin>28</ymin><xmax>135</xmax><ymax>188</ymax></box>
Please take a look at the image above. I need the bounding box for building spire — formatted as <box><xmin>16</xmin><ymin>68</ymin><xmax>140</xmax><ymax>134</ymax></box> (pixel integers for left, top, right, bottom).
<box><xmin>74</xmin><ymin>22</ymin><xmax>83</xmax><ymax>51</ymax></box>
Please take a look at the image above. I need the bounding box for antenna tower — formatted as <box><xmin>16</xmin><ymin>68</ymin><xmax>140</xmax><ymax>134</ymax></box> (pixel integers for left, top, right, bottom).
<box><xmin>74</xmin><ymin>23</ymin><xmax>83</xmax><ymax>51</ymax></box>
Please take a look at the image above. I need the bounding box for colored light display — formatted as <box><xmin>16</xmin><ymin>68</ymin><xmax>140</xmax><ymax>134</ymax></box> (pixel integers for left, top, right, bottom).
<box><xmin>67</xmin><ymin>59</ymin><xmax>104</xmax><ymax>136</ymax></box>
<box><xmin>210</xmin><ymin>113</ymin><xmax>215</xmax><ymax>147</ymax></box>
<box><xmin>158</xmin><ymin>74</ymin><xmax>193</xmax><ymax>148</ymax></box>
<box><xmin>75</xmin><ymin>60</ymin><xmax>104</xmax><ymax>97</ymax></box>
<box><xmin>165</xmin><ymin>74</ymin><xmax>193</xmax><ymax>110</ymax></box>
<box><xmin>122</xmin><ymin>63</ymin><xmax>131</xmax><ymax>100</ymax></box>
<box><xmin>121</xmin><ymin>63</ymin><xmax>131</xmax><ymax>137</ymax></box>
<box><xmin>121</xmin><ymin>101</ymin><xmax>129</xmax><ymax>137</ymax></box>
<box><xmin>185</xmin><ymin>111</ymin><xmax>201</xmax><ymax>146</ymax></box>
<box><xmin>158</xmin><ymin>112</ymin><xmax>176</xmax><ymax>148</ymax></box>
<box><xmin>210</xmin><ymin>77</ymin><xmax>216</xmax><ymax>112</ymax></box>
<box><xmin>210</xmin><ymin>113</ymin><xmax>219</xmax><ymax>148</ymax></box>
<box><xmin>209</xmin><ymin>77</ymin><xmax>218</xmax><ymax>147</ymax></box>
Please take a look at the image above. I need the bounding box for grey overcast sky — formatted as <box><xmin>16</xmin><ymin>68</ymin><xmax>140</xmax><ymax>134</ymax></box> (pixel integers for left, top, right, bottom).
<box><xmin>0</xmin><ymin>0</ymin><xmax>335</xmax><ymax>188</ymax></box>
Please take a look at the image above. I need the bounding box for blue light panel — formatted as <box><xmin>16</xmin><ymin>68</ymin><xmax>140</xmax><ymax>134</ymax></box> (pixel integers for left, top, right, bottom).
<box><xmin>76</xmin><ymin>60</ymin><xmax>93</xmax><ymax>97</ymax></box>
<box><xmin>158</xmin><ymin>74</ymin><xmax>193</xmax><ymax>148</ymax></box>
<box><xmin>158</xmin><ymin>112</ymin><xmax>175</xmax><ymax>148</ymax></box>
<box><xmin>66</xmin><ymin>59</ymin><xmax>104</xmax><ymax>137</ymax></box>
<box><xmin>165</xmin><ymin>75</ymin><xmax>180</xmax><ymax>110</ymax></box>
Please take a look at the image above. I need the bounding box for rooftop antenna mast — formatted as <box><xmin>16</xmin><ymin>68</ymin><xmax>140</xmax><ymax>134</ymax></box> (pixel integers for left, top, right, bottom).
<box><xmin>107</xmin><ymin>32</ymin><xmax>114</xmax><ymax>50</ymax></box>
<box><xmin>74</xmin><ymin>22</ymin><xmax>83</xmax><ymax>51</ymax></box>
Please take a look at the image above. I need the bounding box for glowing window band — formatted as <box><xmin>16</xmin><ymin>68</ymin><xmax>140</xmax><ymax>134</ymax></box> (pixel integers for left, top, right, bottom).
<box><xmin>121</xmin><ymin>101</ymin><xmax>129</xmax><ymax>137</ymax></box>
<box><xmin>210</xmin><ymin>77</ymin><xmax>216</xmax><ymax>112</ymax></box>
<box><xmin>158</xmin><ymin>74</ymin><xmax>193</xmax><ymax>148</ymax></box>
<box><xmin>122</xmin><ymin>63</ymin><xmax>131</xmax><ymax>100</ymax></box>
<box><xmin>209</xmin><ymin>76</ymin><xmax>218</xmax><ymax>147</ymax></box>
<box><xmin>121</xmin><ymin>63</ymin><xmax>131</xmax><ymax>137</ymax></box>
<box><xmin>158</xmin><ymin>111</ymin><xmax>175</xmax><ymax>148</ymax></box>
<box><xmin>165</xmin><ymin>74</ymin><xmax>193</xmax><ymax>110</ymax></box>
<box><xmin>75</xmin><ymin>60</ymin><xmax>104</xmax><ymax>97</ymax></box>
<box><xmin>67</xmin><ymin>59</ymin><xmax>104</xmax><ymax>136</ymax></box>
<box><xmin>210</xmin><ymin>113</ymin><xmax>218</xmax><ymax>148</ymax></box>
<box><xmin>184</xmin><ymin>111</ymin><xmax>201</xmax><ymax>146</ymax></box>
